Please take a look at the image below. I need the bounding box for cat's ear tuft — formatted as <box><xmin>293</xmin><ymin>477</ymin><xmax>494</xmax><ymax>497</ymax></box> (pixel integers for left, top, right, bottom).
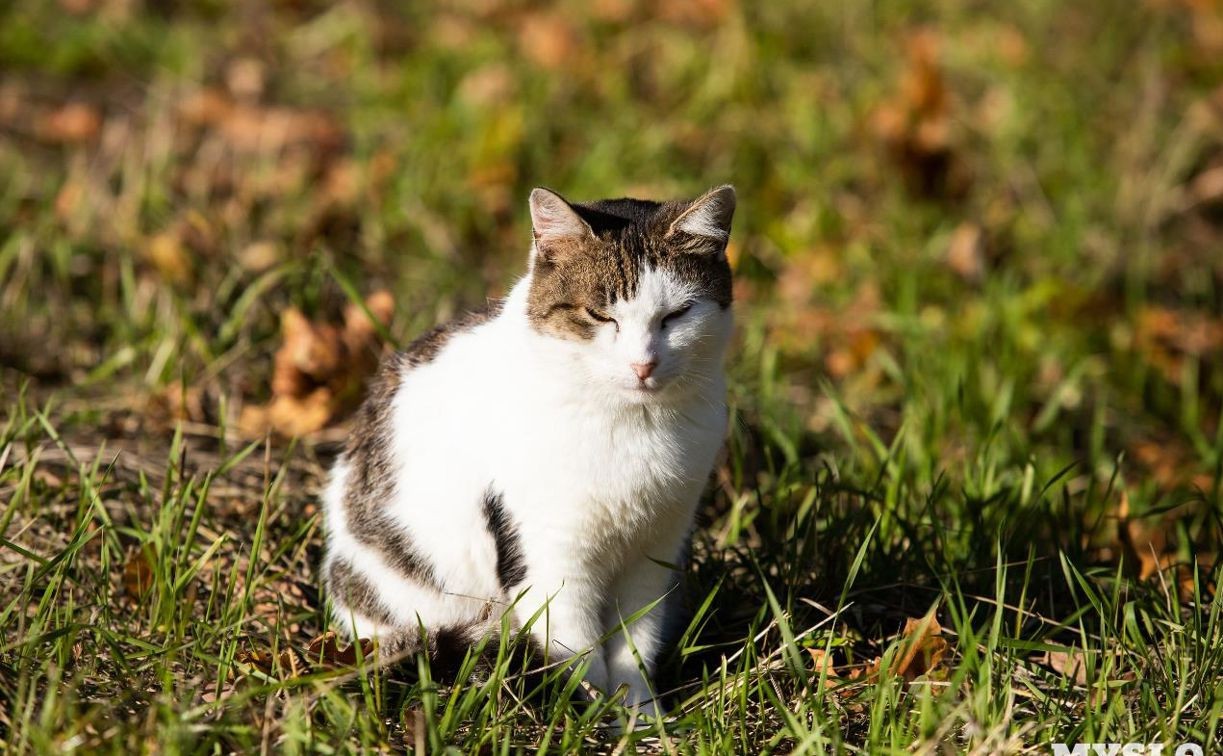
<box><xmin>667</xmin><ymin>185</ymin><xmax>736</xmax><ymax>249</ymax></box>
<box><xmin>529</xmin><ymin>188</ymin><xmax>594</xmax><ymax>248</ymax></box>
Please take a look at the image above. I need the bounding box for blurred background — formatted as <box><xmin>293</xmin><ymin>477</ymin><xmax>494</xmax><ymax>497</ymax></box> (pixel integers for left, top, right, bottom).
<box><xmin>1</xmin><ymin>0</ymin><xmax>1222</xmax><ymax>749</ymax></box>
<box><xmin>2</xmin><ymin>1</ymin><xmax>1221</xmax><ymax>460</ymax></box>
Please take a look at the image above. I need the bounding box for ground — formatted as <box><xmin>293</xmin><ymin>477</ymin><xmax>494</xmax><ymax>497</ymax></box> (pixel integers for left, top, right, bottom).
<box><xmin>1</xmin><ymin>0</ymin><xmax>1222</xmax><ymax>752</ymax></box>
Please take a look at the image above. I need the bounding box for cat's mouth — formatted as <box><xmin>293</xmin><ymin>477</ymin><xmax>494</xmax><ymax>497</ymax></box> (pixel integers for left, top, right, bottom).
<box><xmin>624</xmin><ymin>377</ymin><xmax>667</xmax><ymax>398</ymax></box>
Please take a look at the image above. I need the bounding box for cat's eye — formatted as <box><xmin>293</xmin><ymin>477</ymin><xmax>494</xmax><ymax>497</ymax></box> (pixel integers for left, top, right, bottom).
<box><xmin>585</xmin><ymin>307</ymin><xmax>616</xmax><ymax>325</ymax></box>
<box><xmin>661</xmin><ymin>303</ymin><xmax>694</xmax><ymax>328</ymax></box>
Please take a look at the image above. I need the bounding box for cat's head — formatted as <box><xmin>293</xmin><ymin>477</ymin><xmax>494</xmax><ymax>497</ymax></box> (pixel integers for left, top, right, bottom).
<box><xmin>524</xmin><ymin>185</ymin><xmax>736</xmax><ymax>402</ymax></box>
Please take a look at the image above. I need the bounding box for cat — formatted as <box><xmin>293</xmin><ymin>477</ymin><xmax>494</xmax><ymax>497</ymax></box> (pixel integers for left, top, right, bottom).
<box><xmin>322</xmin><ymin>184</ymin><xmax>736</xmax><ymax>717</ymax></box>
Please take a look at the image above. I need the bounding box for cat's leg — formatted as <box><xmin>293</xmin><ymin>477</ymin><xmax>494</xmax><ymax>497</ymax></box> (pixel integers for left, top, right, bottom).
<box><xmin>602</xmin><ymin>516</ymin><xmax>690</xmax><ymax>717</ymax></box>
<box><xmin>513</xmin><ymin>573</ymin><xmax>609</xmax><ymax>693</ymax></box>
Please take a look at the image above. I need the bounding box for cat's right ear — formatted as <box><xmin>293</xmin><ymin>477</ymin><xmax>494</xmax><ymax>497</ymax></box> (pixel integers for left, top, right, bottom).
<box><xmin>529</xmin><ymin>188</ymin><xmax>594</xmax><ymax>262</ymax></box>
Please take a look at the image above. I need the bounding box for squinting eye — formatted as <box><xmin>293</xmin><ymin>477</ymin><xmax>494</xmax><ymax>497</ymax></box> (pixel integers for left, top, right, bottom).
<box><xmin>661</xmin><ymin>303</ymin><xmax>693</xmax><ymax>328</ymax></box>
<box><xmin>585</xmin><ymin>307</ymin><xmax>616</xmax><ymax>325</ymax></box>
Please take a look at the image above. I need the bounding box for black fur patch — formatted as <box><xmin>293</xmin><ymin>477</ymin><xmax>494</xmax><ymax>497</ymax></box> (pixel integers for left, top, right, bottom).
<box><xmin>482</xmin><ymin>490</ymin><xmax>526</xmax><ymax>590</ymax></box>
<box><xmin>349</xmin><ymin>510</ymin><xmax>440</xmax><ymax>588</ymax></box>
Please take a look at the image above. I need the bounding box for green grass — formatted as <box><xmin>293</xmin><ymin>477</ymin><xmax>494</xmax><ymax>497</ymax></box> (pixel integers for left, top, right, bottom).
<box><xmin>2</xmin><ymin>0</ymin><xmax>1222</xmax><ymax>752</ymax></box>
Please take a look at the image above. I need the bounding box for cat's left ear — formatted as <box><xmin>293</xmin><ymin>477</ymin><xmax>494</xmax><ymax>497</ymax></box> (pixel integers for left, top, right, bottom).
<box><xmin>666</xmin><ymin>185</ymin><xmax>736</xmax><ymax>252</ymax></box>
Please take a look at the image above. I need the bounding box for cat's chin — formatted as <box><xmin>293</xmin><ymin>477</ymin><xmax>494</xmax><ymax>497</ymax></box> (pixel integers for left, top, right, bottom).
<box><xmin>615</xmin><ymin>381</ymin><xmax>670</xmax><ymax>404</ymax></box>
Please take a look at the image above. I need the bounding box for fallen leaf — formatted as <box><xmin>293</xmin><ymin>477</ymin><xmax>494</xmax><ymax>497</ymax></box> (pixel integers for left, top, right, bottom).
<box><xmin>889</xmin><ymin>607</ymin><xmax>949</xmax><ymax>682</ymax></box>
<box><xmin>238</xmin><ymin>635</ymin><xmax>374</xmax><ymax>681</ymax></box>
<box><xmin>37</xmin><ymin>102</ymin><xmax>102</xmax><ymax>145</ymax></box>
<box><xmin>457</xmin><ymin>64</ymin><xmax>517</xmax><ymax>109</ymax></box>
<box><xmin>517</xmin><ymin>12</ymin><xmax>581</xmax><ymax>70</ymax></box>
<box><xmin>870</xmin><ymin>28</ymin><xmax>972</xmax><ymax>198</ymax></box>
<box><xmin>806</xmin><ymin>647</ymin><xmax>842</xmax><ymax>689</ymax></box>
<box><xmin>946</xmin><ymin>222</ymin><xmax>984</xmax><ymax>281</ymax></box>
<box><xmin>1189</xmin><ymin>163</ymin><xmax>1223</xmax><ymax>206</ymax></box>
<box><xmin>122</xmin><ymin>548</ymin><xmax>154</xmax><ymax>598</ymax></box>
<box><xmin>1134</xmin><ymin>306</ymin><xmax>1223</xmax><ymax>385</ymax></box>
<box><xmin>237</xmin><ymin>646</ymin><xmax>304</xmax><ymax>679</ymax></box>
<box><xmin>226</xmin><ymin>57</ymin><xmax>265</xmax><ymax>100</ymax></box>
<box><xmin>1042</xmin><ymin>648</ymin><xmax>1089</xmax><ymax>686</ymax></box>
<box><xmin>306</xmin><ymin>632</ymin><xmax>375</xmax><ymax>668</ymax></box>
<box><xmin>238</xmin><ymin>241</ymin><xmax>282</xmax><ymax>272</ymax></box>
<box><xmin>241</xmin><ymin>292</ymin><xmax>394</xmax><ymax>437</ymax></box>
<box><xmin>656</xmin><ymin>0</ymin><xmax>733</xmax><ymax>27</ymax></box>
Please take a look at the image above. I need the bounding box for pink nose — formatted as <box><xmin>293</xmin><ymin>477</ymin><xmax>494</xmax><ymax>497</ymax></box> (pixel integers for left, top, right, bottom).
<box><xmin>631</xmin><ymin>361</ymin><xmax>657</xmax><ymax>381</ymax></box>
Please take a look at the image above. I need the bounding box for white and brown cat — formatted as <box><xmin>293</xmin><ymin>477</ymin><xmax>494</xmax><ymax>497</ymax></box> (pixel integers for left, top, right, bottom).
<box><xmin>322</xmin><ymin>185</ymin><xmax>736</xmax><ymax>717</ymax></box>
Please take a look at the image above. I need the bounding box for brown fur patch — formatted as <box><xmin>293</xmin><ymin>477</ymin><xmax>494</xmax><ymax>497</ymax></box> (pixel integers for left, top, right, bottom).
<box><xmin>526</xmin><ymin>195</ymin><xmax>732</xmax><ymax>340</ymax></box>
<box><xmin>327</xmin><ymin>557</ymin><xmax>398</xmax><ymax>628</ymax></box>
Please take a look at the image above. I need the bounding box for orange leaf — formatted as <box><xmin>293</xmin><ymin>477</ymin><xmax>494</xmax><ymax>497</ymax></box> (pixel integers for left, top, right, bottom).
<box><xmin>889</xmin><ymin>608</ymin><xmax>949</xmax><ymax>682</ymax></box>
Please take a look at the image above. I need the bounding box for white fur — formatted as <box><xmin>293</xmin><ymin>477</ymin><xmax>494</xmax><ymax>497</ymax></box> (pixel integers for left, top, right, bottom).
<box><xmin>323</xmin><ymin>265</ymin><xmax>732</xmax><ymax>713</ymax></box>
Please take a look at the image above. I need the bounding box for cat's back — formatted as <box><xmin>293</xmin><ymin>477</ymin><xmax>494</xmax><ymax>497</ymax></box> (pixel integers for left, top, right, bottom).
<box><xmin>333</xmin><ymin>301</ymin><xmax>509</xmax><ymax>500</ymax></box>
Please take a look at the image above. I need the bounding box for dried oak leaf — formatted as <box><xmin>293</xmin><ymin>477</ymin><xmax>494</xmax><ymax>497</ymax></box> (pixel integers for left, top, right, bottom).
<box><xmin>142</xmin><ymin>231</ymin><xmax>194</xmax><ymax>286</ymax></box>
<box><xmin>890</xmin><ymin>610</ymin><xmax>949</xmax><ymax>681</ymax></box>
<box><xmin>1042</xmin><ymin>648</ymin><xmax>1089</xmax><ymax>686</ymax></box>
<box><xmin>1115</xmin><ymin>490</ymin><xmax>1218</xmax><ymax>598</ymax></box>
<box><xmin>239</xmin><ymin>292</ymin><xmax>393</xmax><ymax>437</ymax></box>
<box><xmin>806</xmin><ymin>647</ymin><xmax>843</xmax><ymax>690</ymax></box>
<box><xmin>306</xmin><ymin>631</ymin><xmax>375</xmax><ymax>668</ymax></box>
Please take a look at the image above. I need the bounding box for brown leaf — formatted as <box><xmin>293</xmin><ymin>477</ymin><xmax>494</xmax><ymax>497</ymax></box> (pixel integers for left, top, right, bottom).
<box><xmin>946</xmin><ymin>222</ymin><xmax>985</xmax><ymax>281</ymax></box>
<box><xmin>889</xmin><ymin>607</ymin><xmax>949</xmax><ymax>682</ymax></box>
<box><xmin>244</xmin><ymin>292</ymin><xmax>394</xmax><ymax>437</ymax></box>
<box><xmin>266</xmin><ymin>390</ymin><xmax>335</xmax><ymax>437</ymax></box>
<box><xmin>457</xmin><ymin>64</ymin><xmax>517</xmax><ymax>109</ymax></box>
<box><xmin>806</xmin><ymin>648</ymin><xmax>842</xmax><ymax>689</ymax></box>
<box><xmin>37</xmin><ymin>102</ymin><xmax>101</xmax><ymax>145</ymax></box>
<box><xmin>656</xmin><ymin>0</ymin><xmax>733</xmax><ymax>27</ymax></box>
<box><xmin>275</xmin><ymin>308</ymin><xmax>344</xmax><ymax>393</ymax></box>
<box><xmin>306</xmin><ymin>632</ymin><xmax>374</xmax><ymax>668</ymax></box>
<box><xmin>239</xmin><ymin>635</ymin><xmax>373</xmax><ymax>681</ymax></box>
<box><xmin>238</xmin><ymin>241</ymin><xmax>282</xmax><ymax>272</ymax></box>
<box><xmin>57</xmin><ymin>0</ymin><xmax>96</xmax><ymax>14</ymax></box>
<box><xmin>237</xmin><ymin>647</ymin><xmax>302</xmax><ymax>678</ymax></box>
<box><xmin>177</xmin><ymin>88</ymin><xmax>234</xmax><ymax>127</ymax></box>
<box><xmin>1189</xmin><ymin>164</ymin><xmax>1223</xmax><ymax>206</ymax></box>
<box><xmin>122</xmin><ymin>548</ymin><xmax>154</xmax><ymax>598</ymax></box>
<box><xmin>777</xmin><ymin>246</ymin><xmax>843</xmax><ymax>307</ymax></box>
<box><xmin>517</xmin><ymin>12</ymin><xmax>581</xmax><ymax>70</ymax></box>
<box><xmin>1043</xmin><ymin>648</ymin><xmax>1089</xmax><ymax>685</ymax></box>
<box><xmin>1134</xmin><ymin>306</ymin><xmax>1223</xmax><ymax>385</ymax></box>
<box><xmin>343</xmin><ymin>291</ymin><xmax>395</xmax><ymax>356</ymax></box>
<box><xmin>871</xmin><ymin>28</ymin><xmax>972</xmax><ymax>198</ymax></box>
<box><xmin>225</xmin><ymin>57</ymin><xmax>265</xmax><ymax>100</ymax></box>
